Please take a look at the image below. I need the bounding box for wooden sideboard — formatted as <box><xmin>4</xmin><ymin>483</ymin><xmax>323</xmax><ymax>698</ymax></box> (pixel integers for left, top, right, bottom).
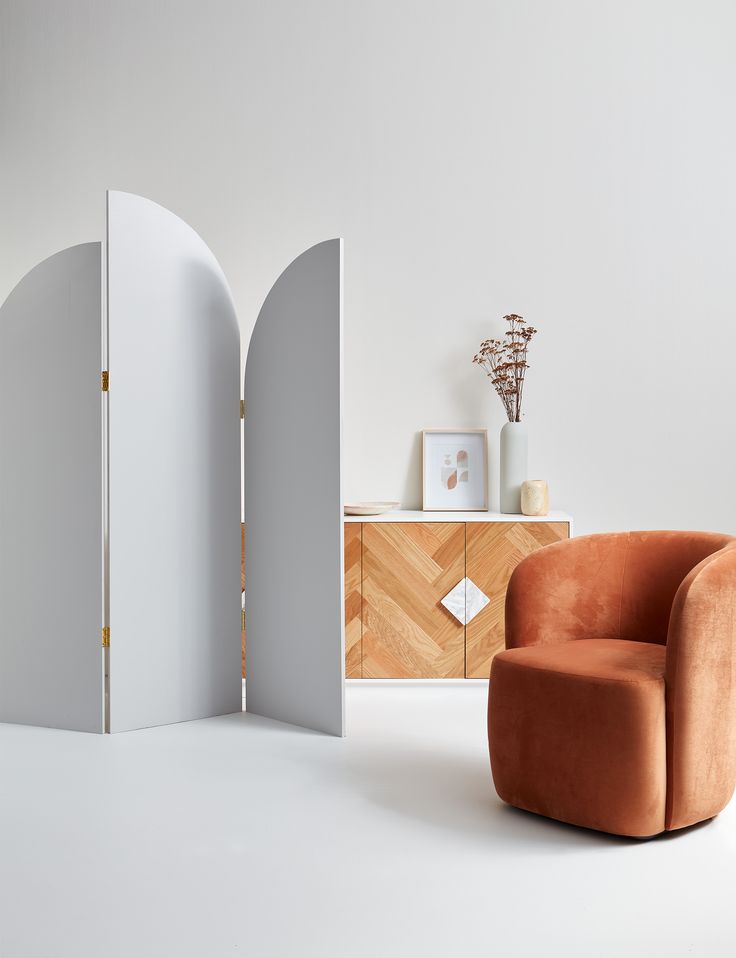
<box><xmin>243</xmin><ymin>511</ymin><xmax>572</xmax><ymax>679</ymax></box>
<box><xmin>345</xmin><ymin>511</ymin><xmax>571</xmax><ymax>679</ymax></box>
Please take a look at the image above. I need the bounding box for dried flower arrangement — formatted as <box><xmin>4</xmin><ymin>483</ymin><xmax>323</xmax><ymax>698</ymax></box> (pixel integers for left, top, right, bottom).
<box><xmin>473</xmin><ymin>314</ymin><xmax>538</xmax><ymax>423</ymax></box>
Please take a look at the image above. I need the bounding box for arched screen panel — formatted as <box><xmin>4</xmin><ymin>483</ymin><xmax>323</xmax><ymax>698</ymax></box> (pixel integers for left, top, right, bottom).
<box><xmin>107</xmin><ymin>191</ymin><xmax>242</xmax><ymax>732</ymax></box>
<box><xmin>244</xmin><ymin>239</ymin><xmax>345</xmax><ymax>736</ymax></box>
<box><xmin>0</xmin><ymin>244</ymin><xmax>104</xmax><ymax>732</ymax></box>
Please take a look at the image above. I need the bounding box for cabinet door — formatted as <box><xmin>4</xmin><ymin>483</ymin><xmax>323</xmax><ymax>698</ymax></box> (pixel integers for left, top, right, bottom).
<box><xmin>465</xmin><ymin>521</ymin><xmax>569</xmax><ymax>678</ymax></box>
<box><xmin>362</xmin><ymin>523</ymin><xmax>465</xmax><ymax>678</ymax></box>
<box><xmin>345</xmin><ymin>523</ymin><xmax>362</xmax><ymax>677</ymax></box>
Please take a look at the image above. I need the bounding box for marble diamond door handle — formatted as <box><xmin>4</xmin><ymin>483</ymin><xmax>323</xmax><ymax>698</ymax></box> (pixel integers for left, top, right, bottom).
<box><xmin>441</xmin><ymin>577</ymin><xmax>490</xmax><ymax>625</ymax></box>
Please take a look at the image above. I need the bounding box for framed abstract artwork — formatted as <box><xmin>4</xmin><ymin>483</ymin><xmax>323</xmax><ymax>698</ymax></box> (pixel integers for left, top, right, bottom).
<box><xmin>422</xmin><ymin>429</ymin><xmax>488</xmax><ymax>511</ymax></box>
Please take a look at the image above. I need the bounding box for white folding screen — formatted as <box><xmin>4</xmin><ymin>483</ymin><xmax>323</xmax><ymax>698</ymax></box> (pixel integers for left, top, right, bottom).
<box><xmin>106</xmin><ymin>191</ymin><xmax>242</xmax><ymax>732</ymax></box>
<box><xmin>0</xmin><ymin>244</ymin><xmax>104</xmax><ymax>731</ymax></box>
<box><xmin>244</xmin><ymin>239</ymin><xmax>345</xmax><ymax>736</ymax></box>
<box><xmin>0</xmin><ymin>199</ymin><xmax>344</xmax><ymax>736</ymax></box>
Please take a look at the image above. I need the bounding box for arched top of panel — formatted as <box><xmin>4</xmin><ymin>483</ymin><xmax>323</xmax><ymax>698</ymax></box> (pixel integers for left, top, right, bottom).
<box><xmin>244</xmin><ymin>238</ymin><xmax>342</xmax><ymax>373</ymax></box>
<box><xmin>107</xmin><ymin>190</ymin><xmax>239</xmax><ymax>339</ymax></box>
<box><xmin>1</xmin><ymin>242</ymin><xmax>101</xmax><ymax>313</ymax></box>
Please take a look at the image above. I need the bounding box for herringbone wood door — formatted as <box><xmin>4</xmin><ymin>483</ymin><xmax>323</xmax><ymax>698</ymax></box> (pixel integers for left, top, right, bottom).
<box><xmin>465</xmin><ymin>521</ymin><xmax>569</xmax><ymax>678</ymax></box>
<box><xmin>362</xmin><ymin>523</ymin><xmax>465</xmax><ymax>678</ymax></box>
<box><xmin>344</xmin><ymin>523</ymin><xmax>362</xmax><ymax>677</ymax></box>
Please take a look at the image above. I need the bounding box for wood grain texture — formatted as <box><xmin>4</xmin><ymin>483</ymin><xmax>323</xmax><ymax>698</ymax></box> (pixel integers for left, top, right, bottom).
<box><xmin>465</xmin><ymin>521</ymin><xmax>569</xmax><ymax>678</ymax></box>
<box><xmin>362</xmin><ymin>523</ymin><xmax>465</xmax><ymax>678</ymax></box>
<box><xmin>345</xmin><ymin>523</ymin><xmax>362</xmax><ymax>677</ymax></box>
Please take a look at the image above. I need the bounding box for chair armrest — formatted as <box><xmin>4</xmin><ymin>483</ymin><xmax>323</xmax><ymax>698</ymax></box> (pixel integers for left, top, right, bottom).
<box><xmin>665</xmin><ymin>543</ymin><xmax>736</xmax><ymax>830</ymax></box>
<box><xmin>505</xmin><ymin>532</ymin><xmax>630</xmax><ymax>649</ymax></box>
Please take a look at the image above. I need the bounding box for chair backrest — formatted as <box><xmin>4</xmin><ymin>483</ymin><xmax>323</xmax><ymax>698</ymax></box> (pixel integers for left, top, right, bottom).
<box><xmin>616</xmin><ymin>531</ymin><xmax>734</xmax><ymax>645</ymax></box>
<box><xmin>506</xmin><ymin>530</ymin><xmax>734</xmax><ymax>649</ymax></box>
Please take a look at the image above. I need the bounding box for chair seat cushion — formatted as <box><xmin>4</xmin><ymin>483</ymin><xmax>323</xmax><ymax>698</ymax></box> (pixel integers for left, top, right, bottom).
<box><xmin>489</xmin><ymin>639</ymin><xmax>667</xmax><ymax>836</ymax></box>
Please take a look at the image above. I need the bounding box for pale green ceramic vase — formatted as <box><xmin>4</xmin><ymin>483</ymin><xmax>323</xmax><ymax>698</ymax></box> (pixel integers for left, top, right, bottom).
<box><xmin>500</xmin><ymin>420</ymin><xmax>528</xmax><ymax>514</ymax></box>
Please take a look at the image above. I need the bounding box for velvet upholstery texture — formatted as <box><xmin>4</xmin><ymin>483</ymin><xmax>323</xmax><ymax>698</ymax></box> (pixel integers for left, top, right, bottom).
<box><xmin>488</xmin><ymin>531</ymin><xmax>736</xmax><ymax>837</ymax></box>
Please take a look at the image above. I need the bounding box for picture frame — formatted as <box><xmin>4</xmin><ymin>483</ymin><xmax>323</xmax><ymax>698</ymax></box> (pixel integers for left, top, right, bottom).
<box><xmin>422</xmin><ymin>429</ymin><xmax>488</xmax><ymax>511</ymax></box>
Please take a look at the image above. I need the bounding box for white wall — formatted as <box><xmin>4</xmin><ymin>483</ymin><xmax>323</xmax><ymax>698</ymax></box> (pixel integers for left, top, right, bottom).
<box><xmin>1</xmin><ymin>0</ymin><xmax>735</xmax><ymax>535</ymax></box>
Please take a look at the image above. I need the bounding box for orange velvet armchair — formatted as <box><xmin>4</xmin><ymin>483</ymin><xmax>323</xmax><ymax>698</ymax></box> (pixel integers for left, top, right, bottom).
<box><xmin>488</xmin><ymin>531</ymin><xmax>736</xmax><ymax>837</ymax></box>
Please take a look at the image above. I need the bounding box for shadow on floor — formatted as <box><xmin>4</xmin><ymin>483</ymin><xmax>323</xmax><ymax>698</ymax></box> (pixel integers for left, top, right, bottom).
<box><xmin>217</xmin><ymin>709</ymin><xmax>329</xmax><ymax>737</ymax></box>
<box><xmin>340</xmin><ymin>743</ymin><xmax>708</xmax><ymax>851</ymax></box>
<box><xmin>221</xmin><ymin>707</ymin><xmax>716</xmax><ymax>849</ymax></box>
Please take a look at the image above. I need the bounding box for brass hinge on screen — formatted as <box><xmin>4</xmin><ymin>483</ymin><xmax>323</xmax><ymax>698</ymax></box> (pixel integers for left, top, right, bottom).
<box><xmin>101</xmin><ymin>370</ymin><xmax>109</xmax><ymax>392</ymax></box>
<box><xmin>240</xmin><ymin>399</ymin><xmax>244</xmax><ymax>420</ymax></box>
<box><xmin>241</xmin><ymin>609</ymin><xmax>246</xmax><ymax>631</ymax></box>
<box><xmin>102</xmin><ymin>626</ymin><xmax>110</xmax><ymax>648</ymax></box>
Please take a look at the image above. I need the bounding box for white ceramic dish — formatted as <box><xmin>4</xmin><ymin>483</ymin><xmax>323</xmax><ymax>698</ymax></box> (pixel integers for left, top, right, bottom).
<box><xmin>344</xmin><ymin>501</ymin><xmax>400</xmax><ymax>516</ymax></box>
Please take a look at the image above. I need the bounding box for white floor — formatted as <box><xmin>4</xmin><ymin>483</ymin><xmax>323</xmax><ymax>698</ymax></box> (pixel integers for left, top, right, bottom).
<box><xmin>1</xmin><ymin>683</ymin><xmax>735</xmax><ymax>958</ymax></box>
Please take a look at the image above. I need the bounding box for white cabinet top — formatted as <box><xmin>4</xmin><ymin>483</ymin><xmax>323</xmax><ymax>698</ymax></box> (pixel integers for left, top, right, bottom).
<box><xmin>344</xmin><ymin>510</ymin><xmax>572</xmax><ymax>524</ymax></box>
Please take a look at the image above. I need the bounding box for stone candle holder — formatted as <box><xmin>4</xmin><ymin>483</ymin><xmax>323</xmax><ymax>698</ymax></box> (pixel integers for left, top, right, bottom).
<box><xmin>521</xmin><ymin>479</ymin><xmax>549</xmax><ymax>516</ymax></box>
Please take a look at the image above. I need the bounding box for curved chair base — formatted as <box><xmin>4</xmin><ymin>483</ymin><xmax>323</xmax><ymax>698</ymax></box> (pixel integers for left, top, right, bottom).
<box><xmin>489</xmin><ymin>639</ymin><xmax>668</xmax><ymax>838</ymax></box>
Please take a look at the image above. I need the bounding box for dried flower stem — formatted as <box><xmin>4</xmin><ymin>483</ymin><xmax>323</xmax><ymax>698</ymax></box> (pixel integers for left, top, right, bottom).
<box><xmin>472</xmin><ymin>314</ymin><xmax>538</xmax><ymax>422</ymax></box>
